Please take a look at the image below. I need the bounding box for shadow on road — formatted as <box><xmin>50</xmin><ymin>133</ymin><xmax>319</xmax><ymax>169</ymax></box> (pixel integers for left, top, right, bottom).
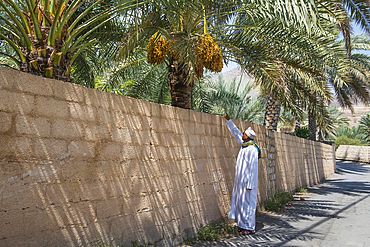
<box><xmin>191</xmin><ymin>161</ymin><xmax>370</xmax><ymax>247</ymax></box>
<box><xmin>335</xmin><ymin>161</ymin><xmax>370</xmax><ymax>175</ymax></box>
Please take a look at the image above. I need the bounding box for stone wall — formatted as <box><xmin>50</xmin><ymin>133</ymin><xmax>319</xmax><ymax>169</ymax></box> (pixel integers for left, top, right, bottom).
<box><xmin>336</xmin><ymin>145</ymin><xmax>370</xmax><ymax>163</ymax></box>
<box><xmin>0</xmin><ymin>67</ymin><xmax>336</xmax><ymax>247</ymax></box>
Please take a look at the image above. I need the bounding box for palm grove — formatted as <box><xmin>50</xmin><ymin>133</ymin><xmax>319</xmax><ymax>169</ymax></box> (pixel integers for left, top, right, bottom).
<box><xmin>1</xmin><ymin>0</ymin><xmax>370</xmax><ymax>144</ymax></box>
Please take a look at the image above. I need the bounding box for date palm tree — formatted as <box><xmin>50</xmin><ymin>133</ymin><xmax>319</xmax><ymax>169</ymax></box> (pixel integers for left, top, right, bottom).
<box><xmin>236</xmin><ymin>0</ymin><xmax>370</xmax><ymax>134</ymax></box>
<box><xmin>139</xmin><ymin>1</ymin><xmax>237</xmax><ymax>109</ymax></box>
<box><xmin>306</xmin><ymin>34</ymin><xmax>370</xmax><ymax>140</ymax></box>
<box><xmin>97</xmin><ymin>0</ymin><xmax>370</xmax><ymax>121</ymax></box>
<box><xmin>0</xmin><ymin>0</ymin><xmax>138</xmax><ymax>83</ymax></box>
<box><xmin>110</xmin><ymin>0</ymin><xmax>331</xmax><ymax>111</ymax></box>
<box><xmin>304</xmin><ymin>0</ymin><xmax>370</xmax><ymax>140</ymax></box>
<box><xmin>317</xmin><ymin>106</ymin><xmax>350</xmax><ymax>141</ymax></box>
<box><xmin>225</xmin><ymin>0</ymin><xmax>346</xmax><ymax>131</ymax></box>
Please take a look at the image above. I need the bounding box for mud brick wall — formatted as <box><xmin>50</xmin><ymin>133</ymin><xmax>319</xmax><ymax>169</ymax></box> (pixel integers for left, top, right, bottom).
<box><xmin>336</xmin><ymin>145</ymin><xmax>370</xmax><ymax>163</ymax></box>
<box><xmin>274</xmin><ymin>133</ymin><xmax>336</xmax><ymax>192</ymax></box>
<box><xmin>0</xmin><ymin>67</ymin><xmax>335</xmax><ymax>247</ymax></box>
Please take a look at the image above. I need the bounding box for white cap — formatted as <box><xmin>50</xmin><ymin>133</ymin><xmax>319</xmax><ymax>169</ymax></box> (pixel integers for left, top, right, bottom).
<box><xmin>245</xmin><ymin>127</ymin><xmax>256</xmax><ymax>139</ymax></box>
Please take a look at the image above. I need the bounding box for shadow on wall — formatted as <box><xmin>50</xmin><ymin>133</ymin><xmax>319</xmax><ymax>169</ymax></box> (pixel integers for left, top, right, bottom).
<box><xmin>336</xmin><ymin>145</ymin><xmax>370</xmax><ymax>164</ymax></box>
<box><xmin>0</xmin><ymin>67</ymin><xmax>335</xmax><ymax>247</ymax></box>
<box><xmin>0</xmin><ymin>67</ymin><xmax>235</xmax><ymax>247</ymax></box>
<box><xmin>275</xmin><ymin>133</ymin><xmax>330</xmax><ymax>194</ymax></box>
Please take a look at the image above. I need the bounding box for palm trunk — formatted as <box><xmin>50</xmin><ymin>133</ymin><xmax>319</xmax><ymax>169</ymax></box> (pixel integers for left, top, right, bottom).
<box><xmin>308</xmin><ymin>112</ymin><xmax>316</xmax><ymax>141</ymax></box>
<box><xmin>20</xmin><ymin>27</ymin><xmax>70</xmax><ymax>82</ymax></box>
<box><xmin>167</xmin><ymin>57</ymin><xmax>193</xmax><ymax>109</ymax></box>
<box><xmin>264</xmin><ymin>95</ymin><xmax>281</xmax><ymax>131</ymax></box>
<box><xmin>308</xmin><ymin>97</ymin><xmax>317</xmax><ymax>141</ymax></box>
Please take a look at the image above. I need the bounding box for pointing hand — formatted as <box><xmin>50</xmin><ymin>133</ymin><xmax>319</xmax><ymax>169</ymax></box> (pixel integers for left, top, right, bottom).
<box><xmin>224</xmin><ymin>110</ymin><xmax>230</xmax><ymax>121</ymax></box>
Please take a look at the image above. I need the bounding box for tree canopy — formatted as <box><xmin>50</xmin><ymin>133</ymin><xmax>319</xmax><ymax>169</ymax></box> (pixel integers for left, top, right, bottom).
<box><xmin>1</xmin><ymin>0</ymin><xmax>370</xmax><ymax>135</ymax></box>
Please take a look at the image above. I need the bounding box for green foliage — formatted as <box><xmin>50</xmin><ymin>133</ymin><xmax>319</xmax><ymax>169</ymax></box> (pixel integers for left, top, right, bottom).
<box><xmin>331</xmin><ymin>125</ymin><xmax>368</xmax><ymax>149</ymax></box>
<box><xmin>0</xmin><ymin>0</ymin><xmax>138</xmax><ymax>83</ymax></box>
<box><xmin>95</xmin><ymin>61</ymin><xmax>171</xmax><ymax>105</ymax></box>
<box><xmin>295</xmin><ymin>188</ymin><xmax>308</xmax><ymax>193</ymax></box>
<box><xmin>192</xmin><ymin>75</ymin><xmax>266</xmax><ymax>125</ymax></box>
<box><xmin>317</xmin><ymin>106</ymin><xmax>350</xmax><ymax>141</ymax></box>
<box><xmin>264</xmin><ymin>192</ymin><xmax>294</xmax><ymax>212</ymax></box>
<box><xmin>335</xmin><ymin>125</ymin><xmax>364</xmax><ymax>140</ymax></box>
<box><xmin>295</xmin><ymin>127</ymin><xmax>311</xmax><ymax>139</ymax></box>
<box><xmin>197</xmin><ymin>222</ymin><xmax>238</xmax><ymax>242</ymax></box>
<box><xmin>0</xmin><ymin>43</ymin><xmax>19</xmax><ymax>70</ymax></box>
<box><xmin>334</xmin><ymin>135</ymin><xmax>364</xmax><ymax>150</ymax></box>
<box><xmin>197</xmin><ymin>224</ymin><xmax>220</xmax><ymax>242</ymax></box>
<box><xmin>96</xmin><ymin>79</ymin><xmax>139</xmax><ymax>96</ymax></box>
<box><xmin>359</xmin><ymin>113</ymin><xmax>370</xmax><ymax>143</ymax></box>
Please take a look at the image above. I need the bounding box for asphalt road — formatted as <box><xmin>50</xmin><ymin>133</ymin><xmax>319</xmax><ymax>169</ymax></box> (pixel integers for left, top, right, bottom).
<box><xmin>191</xmin><ymin>160</ymin><xmax>370</xmax><ymax>247</ymax></box>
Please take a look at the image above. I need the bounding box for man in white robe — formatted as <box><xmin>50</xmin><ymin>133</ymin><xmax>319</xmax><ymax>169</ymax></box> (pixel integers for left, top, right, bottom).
<box><xmin>225</xmin><ymin>112</ymin><xmax>260</xmax><ymax>235</ymax></box>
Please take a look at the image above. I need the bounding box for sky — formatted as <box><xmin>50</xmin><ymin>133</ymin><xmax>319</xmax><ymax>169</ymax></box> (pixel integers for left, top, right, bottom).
<box><xmin>221</xmin><ymin>61</ymin><xmax>238</xmax><ymax>73</ymax></box>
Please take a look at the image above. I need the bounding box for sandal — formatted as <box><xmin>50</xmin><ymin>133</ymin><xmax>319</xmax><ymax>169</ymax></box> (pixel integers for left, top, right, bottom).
<box><xmin>240</xmin><ymin>230</ymin><xmax>255</xmax><ymax>235</ymax></box>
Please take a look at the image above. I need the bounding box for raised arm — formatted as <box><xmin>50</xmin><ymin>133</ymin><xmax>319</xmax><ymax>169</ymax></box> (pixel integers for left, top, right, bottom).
<box><xmin>224</xmin><ymin>112</ymin><xmax>243</xmax><ymax>146</ymax></box>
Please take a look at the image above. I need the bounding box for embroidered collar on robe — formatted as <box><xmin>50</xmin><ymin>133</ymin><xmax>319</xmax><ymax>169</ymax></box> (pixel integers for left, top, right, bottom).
<box><xmin>242</xmin><ymin>140</ymin><xmax>261</xmax><ymax>159</ymax></box>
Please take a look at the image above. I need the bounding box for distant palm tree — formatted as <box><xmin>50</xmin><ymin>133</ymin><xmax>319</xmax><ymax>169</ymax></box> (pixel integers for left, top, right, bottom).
<box><xmin>317</xmin><ymin>106</ymin><xmax>350</xmax><ymax>141</ymax></box>
<box><xmin>95</xmin><ymin>60</ymin><xmax>172</xmax><ymax>105</ymax></box>
<box><xmin>279</xmin><ymin>104</ymin><xmax>350</xmax><ymax>141</ymax></box>
<box><xmin>192</xmin><ymin>74</ymin><xmax>266</xmax><ymax>124</ymax></box>
<box><xmin>333</xmin><ymin>125</ymin><xmax>364</xmax><ymax>140</ymax></box>
<box><xmin>332</xmin><ymin>124</ymin><xmax>366</xmax><ymax>149</ymax></box>
<box><xmin>359</xmin><ymin>113</ymin><xmax>370</xmax><ymax>143</ymax></box>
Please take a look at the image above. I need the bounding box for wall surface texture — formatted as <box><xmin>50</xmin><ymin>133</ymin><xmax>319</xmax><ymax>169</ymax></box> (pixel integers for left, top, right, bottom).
<box><xmin>336</xmin><ymin>145</ymin><xmax>370</xmax><ymax>163</ymax></box>
<box><xmin>0</xmin><ymin>67</ymin><xmax>336</xmax><ymax>246</ymax></box>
